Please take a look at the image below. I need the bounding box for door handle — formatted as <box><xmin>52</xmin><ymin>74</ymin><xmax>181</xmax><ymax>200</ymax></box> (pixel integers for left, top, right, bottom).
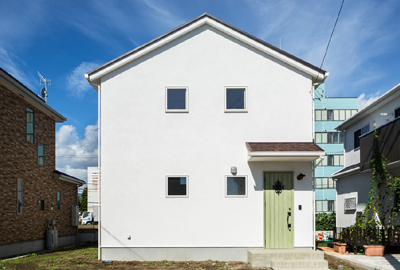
<box><xmin>287</xmin><ymin>211</ymin><xmax>291</xmax><ymax>231</ymax></box>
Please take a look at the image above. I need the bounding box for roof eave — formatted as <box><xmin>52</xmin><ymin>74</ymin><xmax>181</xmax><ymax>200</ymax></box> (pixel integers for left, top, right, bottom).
<box><xmin>0</xmin><ymin>68</ymin><xmax>66</xmax><ymax>122</ymax></box>
<box><xmin>336</xmin><ymin>83</ymin><xmax>400</xmax><ymax>131</ymax></box>
<box><xmin>54</xmin><ymin>171</ymin><xmax>86</xmax><ymax>186</ymax></box>
<box><xmin>86</xmin><ymin>13</ymin><xmax>328</xmax><ymax>84</ymax></box>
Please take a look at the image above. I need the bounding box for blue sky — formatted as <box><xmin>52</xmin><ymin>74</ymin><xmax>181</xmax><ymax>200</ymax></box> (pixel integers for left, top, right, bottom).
<box><xmin>1</xmin><ymin>0</ymin><xmax>399</xmax><ymax>181</ymax></box>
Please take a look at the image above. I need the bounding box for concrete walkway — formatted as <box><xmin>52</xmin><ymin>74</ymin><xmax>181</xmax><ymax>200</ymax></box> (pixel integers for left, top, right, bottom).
<box><xmin>320</xmin><ymin>248</ymin><xmax>400</xmax><ymax>270</ymax></box>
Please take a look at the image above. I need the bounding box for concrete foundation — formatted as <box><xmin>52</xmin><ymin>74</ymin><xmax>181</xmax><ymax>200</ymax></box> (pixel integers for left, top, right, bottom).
<box><xmin>101</xmin><ymin>247</ymin><xmax>259</xmax><ymax>262</ymax></box>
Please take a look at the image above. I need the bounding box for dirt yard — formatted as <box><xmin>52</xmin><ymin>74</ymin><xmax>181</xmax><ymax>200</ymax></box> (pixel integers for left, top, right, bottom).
<box><xmin>0</xmin><ymin>243</ymin><xmax>361</xmax><ymax>270</ymax></box>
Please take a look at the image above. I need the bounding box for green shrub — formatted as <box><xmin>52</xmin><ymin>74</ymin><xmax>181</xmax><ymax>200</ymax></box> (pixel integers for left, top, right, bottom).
<box><xmin>315</xmin><ymin>212</ymin><xmax>336</xmax><ymax>231</ymax></box>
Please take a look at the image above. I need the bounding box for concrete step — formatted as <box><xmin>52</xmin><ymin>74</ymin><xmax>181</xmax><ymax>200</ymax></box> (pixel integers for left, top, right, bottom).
<box><xmin>248</xmin><ymin>249</ymin><xmax>328</xmax><ymax>269</ymax></box>
<box><xmin>271</xmin><ymin>259</ymin><xmax>328</xmax><ymax>269</ymax></box>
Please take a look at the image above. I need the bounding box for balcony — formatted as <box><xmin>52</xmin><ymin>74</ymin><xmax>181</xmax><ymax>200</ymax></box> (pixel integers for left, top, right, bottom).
<box><xmin>360</xmin><ymin>117</ymin><xmax>400</xmax><ymax>171</ymax></box>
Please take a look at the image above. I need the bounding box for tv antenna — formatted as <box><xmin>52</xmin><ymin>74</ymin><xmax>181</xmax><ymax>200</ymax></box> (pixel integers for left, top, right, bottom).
<box><xmin>37</xmin><ymin>71</ymin><xmax>50</xmax><ymax>103</ymax></box>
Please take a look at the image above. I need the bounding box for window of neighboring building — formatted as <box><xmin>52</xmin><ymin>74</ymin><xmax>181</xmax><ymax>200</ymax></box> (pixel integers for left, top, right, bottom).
<box><xmin>26</xmin><ymin>107</ymin><xmax>34</xmax><ymax>143</ymax></box>
<box><xmin>166</xmin><ymin>176</ymin><xmax>188</xmax><ymax>197</ymax></box>
<box><xmin>17</xmin><ymin>179</ymin><xmax>23</xmax><ymax>214</ymax></box>
<box><xmin>38</xmin><ymin>143</ymin><xmax>44</xmax><ymax>166</ymax></box>
<box><xmin>165</xmin><ymin>87</ymin><xmax>188</xmax><ymax>112</ymax></box>
<box><xmin>315</xmin><ymin>132</ymin><xmax>344</xmax><ymax>144</ymax></box>
<box><xmin>40</xmin><ymin>199</ymin><xmax>45</xmax><ymax>211</ymax></box>
<box><xmin>226</xmin><ymin>176</ymin><xmax>247</xmax><ymax>197</ymax></box>
<box><xmin>57</xmin><ymin>191</ymin><xmax>61</xmax><ymax>211</ymax></box>
<box><xmin>315</xmin><ymin>109</ymin><xmax>357</xmax><ymax>121</ymax></box>
<box><xmin>316</xmin><ymin>200</ymin><xmax>335</xmax><ymax>212</ymax></box>
<box><xmin>225</xmin><ymin>87</ymin><xmax>247</xmax><ymax>112</ymax></box>
<box><xmin>320</xmin><ymin>155</ymin><xmax>344</xmax><ymax>166</ymax></box>
<box><xmin>354</xmin><ymin>124</ymin><xmax>370</xmax><ymax>149</ymax></box>
<box><xmin>315</xmin><ymin>177</ymin><xmax>336</xmax><ymax>189</ymax></box>
<box><xmin>395</xmin><ymin>107</ymin><xmax>400</xmax><ymax>118</ymax></box>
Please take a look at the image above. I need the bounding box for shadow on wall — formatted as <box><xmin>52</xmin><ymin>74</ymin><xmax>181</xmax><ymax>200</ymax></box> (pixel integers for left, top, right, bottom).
<box><xmin>248</xmin><ymin>162</ymin><xmax>313</xmax><ymax>192</ymax></box>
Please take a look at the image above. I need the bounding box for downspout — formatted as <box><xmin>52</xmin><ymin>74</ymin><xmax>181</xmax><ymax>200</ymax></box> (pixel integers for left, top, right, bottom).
<box><xmin>89</xmin><ymin>81</ymin><xmax>101</xmax><ymax>261</ymax></box>
<box><xmin>312</xmin><ymin>156</ymin><xmax>325</xmax><ymax>250</ymax></box>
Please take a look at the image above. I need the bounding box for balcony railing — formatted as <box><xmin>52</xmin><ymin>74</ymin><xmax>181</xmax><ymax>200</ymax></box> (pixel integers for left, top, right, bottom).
<box><xmin>360</xmin><ymin>117</ymin><xmax>400</xmax><ymax>171</ymax></box>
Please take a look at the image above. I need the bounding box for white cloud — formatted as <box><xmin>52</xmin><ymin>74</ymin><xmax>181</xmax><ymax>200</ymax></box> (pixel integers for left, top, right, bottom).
<box><xmin>358</xmin><ymin>92</ymin><xmax>381</xmax><ymax>111</ymax></box>
<box><xmin>56</xmin><ymin>124</ymin><xmax>98</xmax><ymax>182</ymax></box>
<box><xmin>66</xmin><ymin>62</ymin><xmax>99</xmax><ymax>98</ymax></box>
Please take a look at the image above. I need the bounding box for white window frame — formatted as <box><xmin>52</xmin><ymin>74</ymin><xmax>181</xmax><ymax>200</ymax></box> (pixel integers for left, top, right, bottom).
<box><xmin>224</xmin><ymin>86</ymin><xmax>248</xmax><ymax>113</ymax></box>
<box><xmin>225</xmin><ymin>175</ymin><xmax>248</xmax><ymax>198</ymax></box>
<box><xmin>165</xmin><ymin>175</ymin><xmax>189</xmax><ymax>198</ymax></box>
<box><xmin>165</xmin><ymin>87</ymin><xmax>189</xmax><ymax>113</ymax></box>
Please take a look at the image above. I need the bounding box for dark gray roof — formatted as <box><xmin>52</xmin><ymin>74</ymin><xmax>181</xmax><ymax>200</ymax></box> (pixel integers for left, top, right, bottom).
<box><xmin>332</xmin><ymin>163</ymin><xmax>360</xmax><ymax>177</ymax></box>
<box><xmin>87</xmin><ymin>13</ymin><xmax>326</xmax><ymax>77</ymax></box>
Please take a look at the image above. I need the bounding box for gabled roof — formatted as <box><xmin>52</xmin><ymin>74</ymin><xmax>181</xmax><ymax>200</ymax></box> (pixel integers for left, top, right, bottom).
<box><xmin>86</xmin><ymin>13</ymin><xmax>328</xmax><ymax>88</ymax></box>
<box><xmin>0</xmin><ymin>67</ymin><xmax>66</xmax><ymax>122</ymax></box>
<box><xmin>336</xmin><ymin>83</ymin><xmax>400</xmax><ymax>131</ymax></box>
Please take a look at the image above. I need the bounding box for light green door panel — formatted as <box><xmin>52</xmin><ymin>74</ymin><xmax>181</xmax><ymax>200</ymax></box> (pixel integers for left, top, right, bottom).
<box><xmin>264</xmin><ymin>172</ymin><xmax>294</xmax><ymax>249</ymax></box>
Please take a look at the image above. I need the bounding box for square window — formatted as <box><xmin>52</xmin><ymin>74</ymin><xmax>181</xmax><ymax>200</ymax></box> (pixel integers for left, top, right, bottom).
<box><xmin>315</xmin><ymin>133</ymin><xmax>322</xmax><ymax>143</ymax></box>
<box><xmin>339</xmin><ymin>110</ymin><xmax>345</xmax><ymax>121</ymax></box>
<box><xmin>321</xmin><ymin>110</ymin><xmax>328</xmax><ymax>121</ymax></box>
<box><xmin>225</xmin><ymin>87</ymin><xmax>247</xmax><ymax>112</ymax></box>
<box><xmin>166</xmin><ymin>87</ymin><xmax>188</xmax><ymax>112</ymax></box>
<box><xmin>166</xmin><ymin>176</ymin><xmax>188</xmax><ymax>197</ymax></box>
<box><xmin>321</xmin><ymin>132</ymin><xmax>328</xmax><ymax>144</ymax></box>
<box><xmin>226</xmin><ymin>176</ymin><xmax>247</xmax><ymax>197</ymax></box>
<box><xmin>327</xmin><ymin>110</ymin><xmax>334</xmax><ymax>121</ymax></box>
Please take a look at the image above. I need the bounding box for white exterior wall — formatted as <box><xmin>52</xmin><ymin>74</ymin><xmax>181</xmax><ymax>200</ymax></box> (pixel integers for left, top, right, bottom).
<box><xmin>344</xmin><ymin>97</ymin><xmax>400</xmax><ymax>167</ymax></box>
<box><xmin>99</xmin><ymin>26</ymin><xmax>315</xmax><ymax>254</ymax></box>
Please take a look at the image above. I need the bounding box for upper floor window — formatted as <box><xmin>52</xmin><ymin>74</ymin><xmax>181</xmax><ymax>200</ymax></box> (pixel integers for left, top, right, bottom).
<box><xmin>354</xmin><ymin>125</ymin><xmax>369</xmax><ymax>149</ymax></box>
<box><xmin>165</xmin><ymin>87</ymin><xmax>188</xmax><ymax>112</ymax></box>
<box><xmin>395</xmin><ymin>107</ymin><xmax>400</xmax><ymax>118</ymax></box>
<box><xmin>320</xmin><ymin>154</ymin><xmax>344</xmax><ymax>166</ymax></box>
<box><xmin>17</xmin><ymin>179</ymin><xmax>23</xmax><ymax>214</ymax></box>
<box><xmin>315</xmin><ymin>132</ymin><xmax>344</xmax><ymax>144</ymax></box>
<box><xmin>38</xmin><ymin>143</ymin><xmax>44</xmax><ymax>166</ymax></box>
<box><xmin>26</xmin><ymin>107</ymin><xmax>34</xmax><ymax>143</ymax></box>
<box><xmin>315</xmin><ymin>109</ymin><xmax>357</xmax><ymax>121</ymax></box>
<box><xmin>225</xmin><ymin>87</ymin><xmax>247</xmax><ymax>112</ymax></box>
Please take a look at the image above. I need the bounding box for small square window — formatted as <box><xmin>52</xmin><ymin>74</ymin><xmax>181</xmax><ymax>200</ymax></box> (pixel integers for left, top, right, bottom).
<box><xmin>166</xmin><ymin>176</ymin><xmax>188</xmax><ymax>197</ymax></box>
<box><xmin>166</xmin><ymin>87</ymin><xmax>188</xmax><ymax>112</ymax></box>
<box><xmin>225</xmin><ymin>176</ymin><xmax>247</xmax><ymax>197</ymax></box>
<box><xmin>225</xmin><ymin>87</ymin><xmax>247</xmax><ymax>112</ymax></box>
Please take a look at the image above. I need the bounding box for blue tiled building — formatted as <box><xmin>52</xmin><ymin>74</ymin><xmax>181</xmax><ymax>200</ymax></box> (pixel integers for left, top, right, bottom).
<box><xmin>314</xmin><ymin>83</ymin><xmax>358</xmax><ymax>213</ymax></box>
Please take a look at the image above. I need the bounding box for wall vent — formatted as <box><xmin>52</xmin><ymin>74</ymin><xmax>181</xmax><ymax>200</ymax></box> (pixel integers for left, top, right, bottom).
<box><xmin>344</xmin><ymin>197</ymin><xmax>356</xmax><ymax>210</ymax></box>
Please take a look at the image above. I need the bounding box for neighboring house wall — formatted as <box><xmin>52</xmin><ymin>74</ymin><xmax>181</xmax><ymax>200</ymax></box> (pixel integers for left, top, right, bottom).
<box><xmin>343</xmin><ymin>97</ymin><xmax>400</xmax><ymax>167</ymax></box>
<box><xmin>94</xmin><ymin>22</ymin><xmax>322</xmax><ymax>261</ymax></box>
<box><xmin>87</xmin><ymin>167</ymin><xmax>99</xmax><ymax>212</ymax></box>
<box><xmin>334</xmin><ymin>84</ymin><xmax>400</xmax><ymax>229</ymax></box>
<box><xmin>314</xmin><ymin>83</ymin><xmax>357</xmax><ymax>212</ymax></box>
<box><xmin>0</xmin><ymin>73</ymin><xmax>79</xmax><ymax>258</ymax></box>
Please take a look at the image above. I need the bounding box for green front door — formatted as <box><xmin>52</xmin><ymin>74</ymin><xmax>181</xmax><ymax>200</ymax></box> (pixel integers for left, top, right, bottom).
<box><xmin>264</xmin><ymin>172</ymin><xmax>294</xmax><ymax>249</ymax></box>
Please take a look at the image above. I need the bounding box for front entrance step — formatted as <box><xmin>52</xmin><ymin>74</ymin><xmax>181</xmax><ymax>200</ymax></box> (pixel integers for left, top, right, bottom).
<box><xmin>248</xmin><ymin>249</ymin><xmax>329</xmax><ymax>269</ymax></box>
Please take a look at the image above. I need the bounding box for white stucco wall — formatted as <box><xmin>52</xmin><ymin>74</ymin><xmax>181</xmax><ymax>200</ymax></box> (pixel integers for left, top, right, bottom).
<box><xmin>99</xmin><ymin>25</ymin><xmax>315</xmax><ymax>250</ymax></box>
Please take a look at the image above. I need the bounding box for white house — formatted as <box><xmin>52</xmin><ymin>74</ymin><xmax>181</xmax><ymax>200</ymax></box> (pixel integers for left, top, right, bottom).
<box><xmin>86</xmin><ymin>13</ymin><xmax>327</xmax><ymax>262</ymax></box>
<box><xmin>333</xmin><ymin>83</ymin><xmax>400</xmax><ymax>230</ymax></box>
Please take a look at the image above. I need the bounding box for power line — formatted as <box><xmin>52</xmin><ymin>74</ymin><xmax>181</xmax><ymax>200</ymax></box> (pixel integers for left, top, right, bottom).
<box><xmin>313</xmin><ymin>0</ymin><xmax>345</xmax><ymax>85</ymax></box>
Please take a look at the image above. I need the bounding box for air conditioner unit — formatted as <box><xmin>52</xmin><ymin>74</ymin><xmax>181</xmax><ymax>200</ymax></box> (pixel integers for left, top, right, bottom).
<box><xmin>344</xmin><ymin>197</ymin><xmax>356</xmax><ymax>211</ymax></box>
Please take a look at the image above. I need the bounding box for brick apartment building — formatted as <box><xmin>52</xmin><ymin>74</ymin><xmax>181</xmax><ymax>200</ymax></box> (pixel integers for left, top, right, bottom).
<box><xmin>0</xmin><ymin>67</ymin><xmax>85</xmax><ymax>258</ymax></box>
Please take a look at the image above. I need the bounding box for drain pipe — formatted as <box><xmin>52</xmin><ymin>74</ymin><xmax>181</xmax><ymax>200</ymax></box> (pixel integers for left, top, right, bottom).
<box><xmin>312</xmin><ymin>156</ymin><xmax>325</xmax><ymax>250</ymax></box>
<box><xmin>89</xmin><ymin>81</ymin><xmax>101</xmax><ymax>260</ymax></box>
